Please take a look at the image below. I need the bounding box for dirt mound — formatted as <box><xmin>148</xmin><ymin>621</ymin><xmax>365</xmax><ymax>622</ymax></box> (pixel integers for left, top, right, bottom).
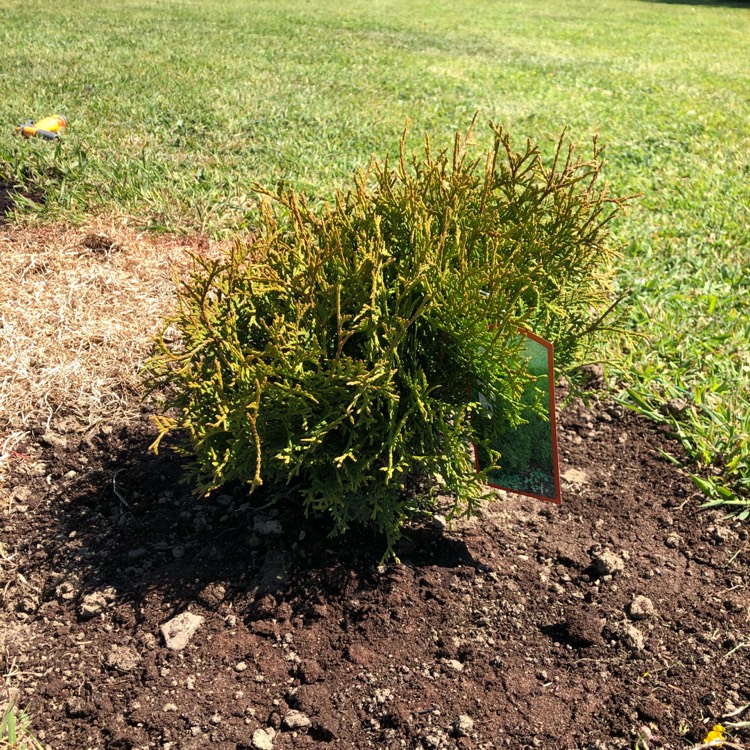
<box><xmin>1</xmin><ymin>398</ymin><xmax>748</xmax><ymax>750</ymax></box>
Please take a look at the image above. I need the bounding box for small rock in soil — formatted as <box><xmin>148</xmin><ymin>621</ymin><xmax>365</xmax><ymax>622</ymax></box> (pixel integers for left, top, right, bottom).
<box><xmin>298</xmin><ymin>659</ymin><xmax>324</xmax><ymax>684</ymax></box>
<box><xmin>106</xmin><ymin>644</ymin><xmax>141</xmax><ymax>673</ymax></box>
<box><xmin>709</xmin><ymin>525</ymin><xmax>732</xmax><ymax>544</ymax></box>
<box><xmin>254</xmin><ymin>517</ymin><xmax>283</xmax><ymax>535</ymax></box>
<box><xmin>41</xmin><ymin>431</ymin><xmax>68</xmax><ymax>451</ymax></box>
<box><xmin>665</xmin><ymin>532</ymin><xmax>683</xmax><ymax>548</ymax></box>
<box><xmin>627</xmin><ymin>595</ymin><xmax>655</xmax><ymax>621</ymax></box>
<box><xmin>432</xmin><ymin>514</ymin><xmax>448</xmax><ymax>529</ymax></box>
<box><xmin>78</xmin><ymin>588</ymin><xmax>116</xmax><ymax>619</ymax></box>
<box><xmin>55</xmin><ymin>581</ymin><xmax>78</xmax><ymax>601</ymax></box>
<box><xmin>562</xmin><ymin>468</ymin><xmax>588</xmax><ymax>486</ymax></box>
<box><xmin>252</xmin><ymin>728</ymin><xmax>274</xmax><ymax>750</ymax></box>
<box><xmin>160</xmin><ymin>611</ymin><xmax>204</xmax><ymax>651</ymax></box>
<box><xmin>424</xmin><ymin>729</ymin><xmax>450</xmax><ymax>748</ymax></box>
<box><xmin>139</xmin><ymin>632</ymin><xmax>158</xmax><ymax>651</ymax></box>
<box><xmin>443</xmin><ymin>658</ymin><xmax>464</xmax><ymax>672</ymax></box>
<box><xmin>591</xmin><ymin>548</ymin><xmax>625</xmax><ymax>577</ymax></box>
<box><xmin>453</xmin><ymin>714</ymin><xmax>474</xmax><ymax>737</ymax></box>
<box><xmin>18</xmin><ymin>596</ymin><xmax>38</xmax><ymax>614</ymax></box>
<box><xmin>283</xmin><ymin>709</ymin><xmax>311</xmax><ymax>730</ymax></box>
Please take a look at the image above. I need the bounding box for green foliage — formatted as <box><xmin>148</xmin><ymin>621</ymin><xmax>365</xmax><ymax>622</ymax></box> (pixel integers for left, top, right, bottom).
<box><xmin>146</xmin><ymin>121</ymin><xmax>623</xmax><ymax>555</ymax></box>
<box><xmin>484</xmin><ymin>396</ymin><xmax>553</xmax><ymax>475</ymax></box>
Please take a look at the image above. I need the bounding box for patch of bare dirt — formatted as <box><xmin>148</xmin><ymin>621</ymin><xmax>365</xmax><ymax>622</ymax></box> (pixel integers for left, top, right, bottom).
<box><xmin>0</xmin><ymin>225</ymin><xmax>748</xmax><ymax>750</ymax></box>
<box><xmin>1</xmin><ymin>398</ymin><xmax>748</xmax><ymax>750</ymax></box>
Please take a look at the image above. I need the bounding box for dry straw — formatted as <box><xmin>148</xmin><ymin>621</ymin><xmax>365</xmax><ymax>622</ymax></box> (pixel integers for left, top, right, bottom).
<box><xmin>0</xmin><ymin>221</ymin><xmax>217</xmax><ymax>436</ymax></box>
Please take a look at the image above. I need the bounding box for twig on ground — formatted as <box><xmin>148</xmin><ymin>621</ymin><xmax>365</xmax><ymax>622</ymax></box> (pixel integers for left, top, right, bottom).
<box><xmin>724</xmin><ymin>704</ymin><xmax>750</xmax><ymax>719</ymax></box>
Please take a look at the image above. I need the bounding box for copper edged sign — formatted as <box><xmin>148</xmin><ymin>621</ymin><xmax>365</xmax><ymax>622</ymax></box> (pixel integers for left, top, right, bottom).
<box><xmin>472</xmin><ymin>329</ymin><xmax>562</xmax><ymax>504</ymax></box>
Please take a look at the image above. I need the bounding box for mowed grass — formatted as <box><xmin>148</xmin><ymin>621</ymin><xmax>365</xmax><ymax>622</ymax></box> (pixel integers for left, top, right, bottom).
<box><xmin>1</xmin><ymin>0</ymin><xmax>749</xmax><ymax>514</ymax></box>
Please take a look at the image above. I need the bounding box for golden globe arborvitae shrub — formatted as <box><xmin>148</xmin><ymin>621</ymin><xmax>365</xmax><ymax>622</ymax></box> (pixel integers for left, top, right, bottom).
<box><xmin>145</xmin><ymin>121</ymin><xmax>624</xmax><ymax>557</ymax></box>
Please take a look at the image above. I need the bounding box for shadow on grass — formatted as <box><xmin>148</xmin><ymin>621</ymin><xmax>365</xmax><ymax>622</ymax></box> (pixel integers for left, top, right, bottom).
<box><xmin>0</xmin><ymin>181</ymin><xmax>18</xmax><ymax>223</ymax></box>
<box><xmin>0</xmin><ymin>178</ymin><xmax>45</xmax><ymax>224</ymax></box>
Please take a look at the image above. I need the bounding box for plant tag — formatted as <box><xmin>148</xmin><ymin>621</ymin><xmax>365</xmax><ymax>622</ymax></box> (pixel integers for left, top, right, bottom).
<box><xmin>473</xmin><ymin>329</ymin><xmax>561</xmax><ymax>504</ymax></box>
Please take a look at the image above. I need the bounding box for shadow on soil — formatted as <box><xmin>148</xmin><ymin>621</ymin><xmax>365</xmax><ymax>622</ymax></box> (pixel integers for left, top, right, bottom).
<box><xmin>43</xmin><ymin>420</ymin><xmax>478</xmax><ymax>628</ymax></box>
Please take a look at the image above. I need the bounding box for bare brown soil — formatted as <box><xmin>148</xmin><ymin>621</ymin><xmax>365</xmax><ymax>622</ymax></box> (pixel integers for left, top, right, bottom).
<box><xmin>1</xmin><ymin>398</ymin><xmax>748</xmax><ymax>750</ymax></box>
<box><xmin>0</xmin><ymin>224</ymin><xmax>748</xmax><ymax>750</ymax></box>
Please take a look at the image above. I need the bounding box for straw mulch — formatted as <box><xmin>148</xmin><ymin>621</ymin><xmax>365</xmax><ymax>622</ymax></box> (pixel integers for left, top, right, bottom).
<box><xmin>0</xmin><ymin>221</ymin><xmax>222</xmax><ymax>439</ymax></box>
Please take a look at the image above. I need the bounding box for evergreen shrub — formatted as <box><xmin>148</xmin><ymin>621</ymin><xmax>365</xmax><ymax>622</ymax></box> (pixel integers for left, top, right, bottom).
<box><xmin>145</xmin><ymin>121</ymin><xmax>624</xmax><ymax>557</ymax></box>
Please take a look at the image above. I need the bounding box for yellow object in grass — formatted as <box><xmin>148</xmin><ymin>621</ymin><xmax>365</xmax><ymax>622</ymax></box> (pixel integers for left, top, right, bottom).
<box><xmin>15</xmin><ymin>114</ymin><xmax>67</xmax><ymax>140</ymax></box>
<box><xmin>703</xmin><ymin>724</ymin><xmax>726</xmax><ymax>746</ymax></box>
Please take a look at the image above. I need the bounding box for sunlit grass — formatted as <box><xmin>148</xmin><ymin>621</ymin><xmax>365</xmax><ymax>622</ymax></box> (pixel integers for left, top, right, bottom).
<box><xmin>0</xmin><ymin>692</ymin><xmax>43</xmax><ymax>750</ymax></box>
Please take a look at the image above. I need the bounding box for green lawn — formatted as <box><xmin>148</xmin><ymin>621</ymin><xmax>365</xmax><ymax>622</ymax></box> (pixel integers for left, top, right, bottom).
<box><xmin>1</xmin><ymin>0</ymin><xmax>749</xmax><ymax>515</ymax></box>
